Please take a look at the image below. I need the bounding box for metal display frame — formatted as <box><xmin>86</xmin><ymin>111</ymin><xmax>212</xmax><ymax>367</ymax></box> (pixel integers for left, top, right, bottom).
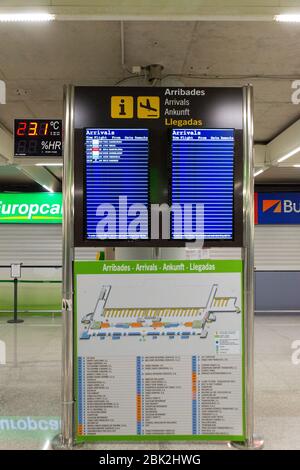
<box><xmin>54</xmin><ymin>84</ymin><xmax>263</xmax><ymax>449</ymax></box>
<box><xmin>229</xmin><ymin>86</ymin><xmax>264</xmax><ymax>450</ymax></box>
<box><xmin>73</xmin><ymin>86</ymin><xmax>244</xmax><ymax>249</ymax></box>
<box><xmin>58</xmin><ymin>85</ymin><xmax>75</xmax><ymax>449</ymax></box>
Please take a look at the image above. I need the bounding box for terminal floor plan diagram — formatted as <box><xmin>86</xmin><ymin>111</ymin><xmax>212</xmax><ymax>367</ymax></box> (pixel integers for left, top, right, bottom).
<box><xmin>80</xmin><ymin>283</ymin><xmax>241</xmax><ymax>341</ymax></box>
<box><xmin>75</xmin><ymin>261</ymin><xmax>244</xmax><ymax>440</ymax></box>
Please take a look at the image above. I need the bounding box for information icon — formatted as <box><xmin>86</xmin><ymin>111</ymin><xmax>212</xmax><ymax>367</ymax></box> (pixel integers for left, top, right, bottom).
<box><xmin>111</xmin><ymin>96</ymin><xmax>134</xmax><ymax>119</ymax></box>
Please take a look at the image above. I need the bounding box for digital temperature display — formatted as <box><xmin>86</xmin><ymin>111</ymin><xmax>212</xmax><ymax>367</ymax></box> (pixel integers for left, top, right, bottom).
<box><xmin>14</xmin><ymin>119</ymin><xmax>63</xmax><ymax>157</ymax></box>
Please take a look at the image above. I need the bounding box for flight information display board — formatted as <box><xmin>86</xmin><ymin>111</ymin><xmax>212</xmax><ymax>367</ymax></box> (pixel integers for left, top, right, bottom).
<box><xmin>74</xmin><ymin>86</ymin><xmax>244</xmax><ymax>247</ymax></box>
<box><xmin>171</xmin><ymin>128</ymin><xmax>234</xmax><ymax>240</ymax></box>
<box><xmin>85</xmin><ymin>128</ymin><xmax>149</xmax><ymax>240</ymax></box>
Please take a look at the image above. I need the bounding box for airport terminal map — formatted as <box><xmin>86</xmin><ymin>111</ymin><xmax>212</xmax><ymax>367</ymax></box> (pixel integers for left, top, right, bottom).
<box><xmin>74</xmin><ymin>260</ymin><xmax>245</xmax><ymax>442</ymax></box>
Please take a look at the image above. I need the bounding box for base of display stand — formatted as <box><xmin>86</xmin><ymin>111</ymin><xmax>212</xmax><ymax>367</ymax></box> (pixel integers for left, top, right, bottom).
<box><xmin>229</xmin><ymin>435</ymin><xmax>264</xmax><ymax>450</ymax></box>
<box><xmin>50</xmin><ymin>434</ymin><xmax>74</xmax><ymax>450</ymax></box>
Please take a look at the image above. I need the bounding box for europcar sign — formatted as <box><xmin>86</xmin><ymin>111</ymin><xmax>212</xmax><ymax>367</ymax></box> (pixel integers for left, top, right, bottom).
<box><xmin>255</xmin><ymin>192</ymin><xmax>300</xmax><ymax>224</ymax></box>
<box><xmin>0</xmin><ymin>193</ymin><xmax>62</xmax><ymax>224</ymax></box>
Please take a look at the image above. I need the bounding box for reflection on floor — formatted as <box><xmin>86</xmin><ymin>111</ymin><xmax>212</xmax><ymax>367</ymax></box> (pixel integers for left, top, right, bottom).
<box><xmin>0</xmin><ymin>314</ymin><xmax>299</xmax><ymax>450</ymax></box>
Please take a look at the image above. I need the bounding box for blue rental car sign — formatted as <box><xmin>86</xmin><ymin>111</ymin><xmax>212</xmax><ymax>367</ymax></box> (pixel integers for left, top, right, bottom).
<box><xmin>257</xmin><ymin>192</ymin><xmax>300</xmax><ymax>224</ymax></box>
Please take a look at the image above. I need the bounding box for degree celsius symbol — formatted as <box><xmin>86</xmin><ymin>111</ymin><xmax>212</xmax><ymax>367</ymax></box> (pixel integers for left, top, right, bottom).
<box><xmin>50</xmin><ymin>120</ymin><xmax>60</xmax><ymax>131</ymax></box>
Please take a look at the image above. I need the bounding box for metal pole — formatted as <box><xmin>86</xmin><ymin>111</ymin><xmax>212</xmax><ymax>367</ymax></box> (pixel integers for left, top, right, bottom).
<box><xmin>152</xmin><ymin>246</ymin><xmax>161</xmax><ymax>260</ymax></box>
<box><xmin>244</xmin><ymin>84</ymin><xmax>255</xmax><ymax>447</ymax></box>
<box><xmin>231</xmin><ymin>85</ymin><xmax>263</xmax><ymax>450</ymax></box>
<box><xmin>59</xmin><ymin>84</ymin><xmax>75</xmax><ymax>448</ymax></box>
<box><xmin>7</xmin><ymin>278</ymin><xmax>23</xmax><ymax>324</ymax></box>
<box><xmin>13</xmin><ymin>278</ymin><xmax>18</xmax><ymax>322</ymax></box>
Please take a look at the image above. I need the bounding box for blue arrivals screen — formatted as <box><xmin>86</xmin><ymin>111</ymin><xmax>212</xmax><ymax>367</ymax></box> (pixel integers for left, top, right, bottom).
<box><xmin>171</xmin><ymin>128</ymin><xmax>234</xmax><ymax>240</ymax></box>
<box><xmin>85</xmin><ymin>128</ymin><xmax>149</xmax><ymax>240</ymax></box>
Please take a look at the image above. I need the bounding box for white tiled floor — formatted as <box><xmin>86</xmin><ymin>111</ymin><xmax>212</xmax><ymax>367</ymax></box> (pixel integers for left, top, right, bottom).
<box><xmin>0</xmin><ymin>314</ymin><xmax>299</xmax><ymax>450</ymax></box>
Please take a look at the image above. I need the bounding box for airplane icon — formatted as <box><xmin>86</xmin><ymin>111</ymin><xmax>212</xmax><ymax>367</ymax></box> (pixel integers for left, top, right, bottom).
<box><xmin>137</xmin><ymin>96</ymin><xmax>160</xmax><ymax>118</ymax></box>
<box><xmin>139</xmin><ymin>98</ymin><xmax>158</xmax><ymax>113</ymax></box>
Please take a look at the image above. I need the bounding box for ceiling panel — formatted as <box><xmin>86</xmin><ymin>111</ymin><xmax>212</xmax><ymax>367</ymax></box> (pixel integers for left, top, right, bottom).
<box><xmin>46</xmin><ymin>166</ymin><xmax>62</xmax><ymax>179</ymax></box>
<box><xmin>254</xmin><ymin>102</ymin><xmax>300</xmax><ymax>142</ymax></box>
<box><xmin>183</xmin><ymin>22</ymin><xmax>300</xmax><ymax>76</ymax></box>
<box><xmin>26</xmin><ymin>101</ymin><xmax>63</xmax><ymax>120</ymax></box>
<box><xmin>0</xmin><ymin>102</ymin><xmax>34</xmax><ymax>131</ymax></box>
<box><xmin>0</xmin><ymin>20</ymin><xmax>300</xmax><ymax>142</ymax></box>
<box><xmin>0</xmin><ymin>21</ymin><xmax>122</xmax><ymax>80</ymax></box>
<box><xmin>0</xmin><ymin>166</ymin><xmax>22</xmax><ymax>183</ymax></box>
<box><xmin>1</xmin><ymin>19</ymin><xmax>300</xmax><ymax>186</ymax></box>
<box><xmin>256</xmin><ymin>166</ymin><xmax>300</xmax><ymax>184</ymax></box>
<box><xmin>0</xmin><ymin>165</ymin><xmax>35</xmax><ymax>184</ymax></box>
<box><xmin>125</xmin><ymin>21</ymin><xmax>196</xmax><ymax>73</ymax></box>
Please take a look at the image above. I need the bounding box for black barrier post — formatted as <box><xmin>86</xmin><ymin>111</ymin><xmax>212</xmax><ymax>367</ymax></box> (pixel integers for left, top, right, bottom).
<box><xmin>7</xmin><ymin>278</ymin><xmax>24</xmax><ymax>324</ymax></box>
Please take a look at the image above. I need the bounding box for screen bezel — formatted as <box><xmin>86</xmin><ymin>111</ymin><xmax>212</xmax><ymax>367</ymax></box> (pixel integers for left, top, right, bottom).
<box><xmin>168</xmin><ymin>128</ymin><xmax>242</xmax><ymax>247</ymax></box>
<box><xmin>74</xmin><ymin>128</ymin><xmax>243</xmax><ymax>248</ymax></box>
<box><xmin>74</xmin><ymin>128</ymin><xmax>185</xmax><ymax>247</ymax></box>
<box><xmin>84</xmin><ymin>127</ymin><xmax>151</xmax><ymax>244</ymax></box>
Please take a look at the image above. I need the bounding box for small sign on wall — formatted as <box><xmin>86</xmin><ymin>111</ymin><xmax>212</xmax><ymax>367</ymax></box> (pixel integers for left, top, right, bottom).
<box><xmin>14</xmin><ymin>119</ymin><xmax>62</xmax><ymax>157</ymax></box>
<box><xmin>10</xmin><ymin>264</ymin><xmax>21</xmax><ymax>279</ymax></box>
<box><xmin>255</xmin><ymin>192</ymin><xmax>300</xmax><ymax>224</ymax></box>
<box><xmin>0</xmin><ymin>193</ymin><xmax>62</xmax><ymax>224</ymax></box>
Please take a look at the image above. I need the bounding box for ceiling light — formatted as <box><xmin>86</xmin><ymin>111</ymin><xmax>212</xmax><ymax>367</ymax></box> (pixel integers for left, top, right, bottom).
<box><xmin>0</xmin><ymin>13</ymin><xmax>55</xmax><ymax>22</ymax></box>
<box><xmin>42</xmin><ymin>184</ymin><xmax>53</xmax><ymax>193</ymax></box>
<box><xmin>274</xmin><ymin>14</ymin><xmax>300</xmax><ymax>23</ymax></box>
<box><xmin>293</xmin><ymin>164</ymin><xmax>300</xmax><ymax>167</ymax></box>
<box><xmin>35</xmin><ymin>163</ymin><xmax>63</xmax><ymax>167</ymax></box>
<box><xmin>277</xmin><ymin>145</ymin><xmax>300</xmax><ymax>162</ymax></box>
<box><xmin>254</xmin><ymin>169</ymin><xmax>265</xmax><ymax>177</ymax></box>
